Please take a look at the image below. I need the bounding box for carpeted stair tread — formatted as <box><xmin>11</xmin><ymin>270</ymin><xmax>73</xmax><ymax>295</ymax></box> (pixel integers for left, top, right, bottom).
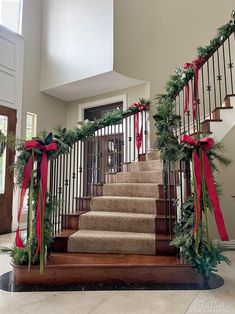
<box><xmin>145</xmin><ymin>150</ymin><xmax>161</xmax><ymax>161</ymax></box>
<box><xmin>79</xmin><ymin>211</ymin><xmax>155</xmax><ymax>233</ymax></box>
<box><xmin>103</xmin><ymin>183</ymin><xmax>160</xmax><ymax>198</ymax></box>
<box><xmin>68</xmin><ymin>230</ymin><xmax>155</xmax><ymax>255</ymax></box>
<box><xmin>90</xmin><ymin>196</ymin><xmax>157</xmax><ymax>214</ymax></box>
<box><xmin>112</xmin><ymin>171</ymin><xmax>163</xmax><ymax>184</ymax></box>
<box><xmin>127</xmin><ymin>159</ymin><xmax>163</xmax><ymax>172</ymax></box>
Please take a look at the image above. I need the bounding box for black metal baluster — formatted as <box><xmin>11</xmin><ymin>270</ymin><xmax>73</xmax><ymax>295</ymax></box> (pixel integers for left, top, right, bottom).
<box><xmin>58</xmin><ymin>155</ymin><xmax>63</xmax><ymax>233</ymax></box>
<box><xmin>75</xmin><ymin>141</ymin><xmax>79</xmax><ymax>211</ymax></box>
<box><xmin>168</xmin><ymin>162</ymin><xmax>172</xmax><ymax>237</ymax></box>
<box><xmin>54</xmin><ymin>157</ymin><xmax>60</xmax><ymax>234</ymax></box>
<box><xmin>207</xmin><ymin>61</ymin><xmax>212</xmax><ymax>119</ymax></box>
<box><xmin>191</xmin><ymin>80</ymin><xmax>196</xmax><ymax>133</ymax></box>
<box><xmin>133</xmin><ymin>114</ymin><xmax>136</xmax><ymax>161</ymax></box>
<box><xmin>79</xmin><ymin>141</ymin><xmax>83</xmax><ymax>210</ymax></box>
<box><xmin>212</xmin><ymin>54</ymin><xmax>217</xmax><ymax>110</ymax></box>
<box><xmin>144</xmin><ymin>110</ymin><xmax>148</xmax><ymax>153</ymax></box>
<box><xmin>228</xmin><ymin>36</ymin><xmax>234</xmax><ymax>94</ymax></box>
<box><xmin>72</xmin><ymin>144</ymin><xmax>76</xmax><ymax>213</ymax></box>
<box><xmin>128</xmin><ymin>116</ymin><xmax>132</xmax><ymax>163</ymax></box>
<box><xmin>141</xmin><ymin>110</ymin><xmax>144</xmax><ymax>155</ymax></box>
<box><xmin>64</xmin><ymin>153</ymin><xmax>69</xmax><ymax>230</ymax></box>
<box><xmin>100</xmin><ymin>127</ymin><xmax>105</xmax><ymax>183</ymax></box>
<box><xmin>187</xmin><ymin>110</ymin><xmax>190</xmax><ymax>135</ymax></box>
<box><xmin>125</xmin><ymin>117</ymin><xmax>128</xmax><ymax>164</ymax></box>
<box><xmin>201</xmin><ymin>66</ymin><xmax>206</xmax><ymax>121</ymax></box>
<box><xmin>222</xmin><ymin>42</ymin><xmax>228</xmax><ymax>96</ymax></box>
<box><xmin>182</xmin><ymin>87</ymin><xmax>186</xmax><ymax>133</ymax></box>
<box><xmin>216</xmin><ymin>50</ymin><xmax>223</xmax><ymax>106</ymax></box>
<box><xmin>68</xmin><ymin>147</ymin><xmax>72</xmax><ymax>215</ymax></box>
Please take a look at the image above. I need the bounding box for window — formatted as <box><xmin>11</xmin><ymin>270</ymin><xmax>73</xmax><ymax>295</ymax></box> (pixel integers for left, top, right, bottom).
<box><xmin>0</xmin><ymin>0</ymin><xmax>23</xmax><ymax>34</ymax></box>
<box><xmin>26</xmin><ymin>112</ymin><xmax>37</xmax><ymax>140</ymax></box>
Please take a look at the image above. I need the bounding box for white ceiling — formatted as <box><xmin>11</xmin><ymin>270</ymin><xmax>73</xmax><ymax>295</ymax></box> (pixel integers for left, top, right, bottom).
<box><xmin>41</xmin><ymin>71</ymin><xmax>146</xmax><ymax>102</ymax></box>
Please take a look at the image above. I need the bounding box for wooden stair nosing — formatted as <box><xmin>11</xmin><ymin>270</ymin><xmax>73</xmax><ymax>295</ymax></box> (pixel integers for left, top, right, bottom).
<box><xmin>12</xmin><ymin>252</ymin><xmax>204</xmax><ymax>286</ymax></box>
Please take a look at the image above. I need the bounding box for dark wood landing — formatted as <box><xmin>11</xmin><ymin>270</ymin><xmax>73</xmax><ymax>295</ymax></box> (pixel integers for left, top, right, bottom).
<box><xmin>12</xmin><ymin>252</ymin><xmax>204</xmax><ymax>286</ymax></box>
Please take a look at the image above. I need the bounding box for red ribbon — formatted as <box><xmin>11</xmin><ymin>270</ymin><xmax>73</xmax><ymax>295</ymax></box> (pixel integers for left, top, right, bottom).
<box><xmin>134</xmin><ymin>112</ymin><xmax>143</xmax><ymax>156</ymax></box>
<box><xmin>15</xmin><ymin>139</ymin><xmax>57</xmax><ymax>255</ymax></box>
<box><xmin>183</xmin><ymin>63</ymin><xmax>191</xmax><ymax>114</ymax></box>
<box><xmin>181</xmin><ymin>134</ymin><xmax>229</xmax><ymax>241</ymax></box>
<box><xmin>131</xmin><ymin>103</ymin><xmax>145</xmax><ymax>155</ymax></box>
<box><xmin>183</xmin><ymin>57</ymin><xmax>204</xmax><ymax>118</ymax></box>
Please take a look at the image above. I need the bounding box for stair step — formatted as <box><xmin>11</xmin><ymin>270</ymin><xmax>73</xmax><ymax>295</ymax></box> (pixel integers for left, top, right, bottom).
<box><xmin>146</xmin><ymin>150</ymin><xmax>161</xmax><ymax>161</ymax></box>
<box><xmin>79</xmin><ymin>211</ymin><xmax>156</xmax><ymax>233</ymax></box>
<box><xmin>90</xmin><ymin>196</ymin><xmax>157</xmax><ymax>214</ymax></box>
<box><xmin>68</xmin><ymin>230</ymin><xmax>155</xmax><ymax>255</ymax></box>
<box><xmin>111</xmin><ymin>171</ymin><xmax>163</xmax><ymax>184</ymax></box>
<box><xmin>123</xmin><ymin>160</ymin><xmax>163</xmax><ymax>172</ymax></box>
<box><xmin>102</xmin><ymin>183</ymin><xmax>158</xmax><ymax>198</ymax></box>
<box><xmin>103</xmin><ymin>183</ymin><xmax>175</xmax><ymax>198</ymax></box>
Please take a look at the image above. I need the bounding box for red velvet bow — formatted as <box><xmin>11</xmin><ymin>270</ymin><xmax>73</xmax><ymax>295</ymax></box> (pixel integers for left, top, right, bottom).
<box><xmin>131</xmin><ymin>103</ymin><xmax>146</xmax><ymax>111</ymax></box>
<box><xmin>181</xmin><ymin>134</ymin><xmax>229</xmax><ymax>241</ymax></box>
<box><xmin>15</xmin><ymin>139</ymin><xmax>57</xmax><ymax>255</ymax></box>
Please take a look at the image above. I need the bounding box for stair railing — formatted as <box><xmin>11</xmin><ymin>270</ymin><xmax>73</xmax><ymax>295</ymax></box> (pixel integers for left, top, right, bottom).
<box><xmin>175</xmin><ymin>31</ymin><xmax>235</xmax><ymax>137</ymax></box>
<box><xmin>162</xmin><ymin>28</ymin><xmax>235</xmax><ymax>238</ymax></box>
<box><xmin>48</xmin><ymin>108</ymin><xmax>149</xmax><ymax>236</ymax></box>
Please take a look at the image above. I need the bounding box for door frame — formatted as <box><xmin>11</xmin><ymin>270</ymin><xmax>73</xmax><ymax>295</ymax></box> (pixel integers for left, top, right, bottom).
<box><xmin>0</xmin><ymin>105</ymin><xmax>16</xmax><ymax>234</ymax></box>
<box><xmin>78</xmin><ymin>94</ymin><xmax>127</xmax><ymax>122</ymax></box>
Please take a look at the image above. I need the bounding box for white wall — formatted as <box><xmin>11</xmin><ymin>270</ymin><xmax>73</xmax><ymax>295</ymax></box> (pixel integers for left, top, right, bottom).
<box><xmin>66</xmin><ymin>83</ymin><xmax>150</xmax><ymax>129</ymax></box>
<box><xmin>114</xmin><ymin>0</ymin><xmax>235</xmax><ymax>146</ymax></box>
<box><xmin>41</xmin><ymin>0</ymin><xmax>114</xmax><ymax>91</ymax></box>
<box><xmin>21</xmin><ymin>0</ymin><xmax>67</xmax><ymax>138</ymax></box>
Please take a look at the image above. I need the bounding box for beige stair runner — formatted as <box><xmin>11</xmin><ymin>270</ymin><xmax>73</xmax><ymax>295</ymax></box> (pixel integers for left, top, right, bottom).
<box><xmin>68</xmin><ymin>150</ymin><xmax>166</xmax><ymax>255</ymax></box>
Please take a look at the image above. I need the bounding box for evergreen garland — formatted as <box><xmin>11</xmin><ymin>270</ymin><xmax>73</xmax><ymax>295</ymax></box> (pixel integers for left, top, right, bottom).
<box><xmin>154</xmin><ymin>12</ymin><xmax>234</xmax><ymax>277</ymax></box>
<box><xmin>171</xmin><ymin>197</ymin><xmax>230</xmax><ymax>277</ymax></box>
<box><xmin>2</xmin><ymin>98</ymin><xmax>150</xmax><ymax>267</ymax></box>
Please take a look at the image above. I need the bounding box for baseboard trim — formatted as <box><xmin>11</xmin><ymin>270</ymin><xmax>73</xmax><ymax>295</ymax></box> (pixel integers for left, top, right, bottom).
<box><xmin>213</xmin><ymin>239</ymin><xmax>235</xmax><ymax>249</ymax></box>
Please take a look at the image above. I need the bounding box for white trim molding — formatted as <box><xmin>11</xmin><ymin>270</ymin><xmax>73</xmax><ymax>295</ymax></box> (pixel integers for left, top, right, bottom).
<box><xmin>78</xmin><ymin>94</ymin><xmax>127</xmax><ymax>122</ymax></box>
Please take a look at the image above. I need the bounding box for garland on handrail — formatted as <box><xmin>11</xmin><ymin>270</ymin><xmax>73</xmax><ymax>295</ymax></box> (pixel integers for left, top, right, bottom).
<box><xmin>0</xmin><ymin>98</ymin><xmax>150</xmax><ymax>273</ymax></box>
<box><xmin>154</xmin><ymin>12</ymin><xmax>234</xmax><ymax>277</ymax></box>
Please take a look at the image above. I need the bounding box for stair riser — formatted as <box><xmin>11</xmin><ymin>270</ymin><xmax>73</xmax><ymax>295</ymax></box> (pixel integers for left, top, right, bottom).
<box><xmin>156</xmin><ymin>218</ymin><xmax>175</xmax><ymax>235</ymax></box>
<box><xmin>156</xmin><ymin>240</ymin><xmax>177</xmax><ymax>255</ymax></box>
<box><xmin>79</xmin><ymin>215</ymin><xmax>155</xmax><ymax>233</ymax></box>
<box><xmin>90</xmin><ymin>198</ymin><xmax>156</xmax><ymax>215</ymax></box>
<box><xmin>156</xmin><ymin>200</ymin><xmax>176</xmax><ymax>216</ymax></box>
<box><xmin>68</xmin><ymin>237</ymin><xmax>155</xmax><ymax>255</ymax></box>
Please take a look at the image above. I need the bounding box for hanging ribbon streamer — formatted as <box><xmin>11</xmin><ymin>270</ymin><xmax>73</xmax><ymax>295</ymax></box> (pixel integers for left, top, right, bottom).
<box><xmin>181</xmin><ymin>134</ymin><xmax>229</xmax><ymax>242</ymax></box>
<box><xmin>131</xmin><ymin>102</ymin><xmax>147</xmax><ymax>156</ymax></box>
<box><xmin>183</xmin><ymin>57</ymin><xmax>204</xmax><ymax>118</ymax></box>
<box><xmin>183</xmin><ymin>63</ymin><xmax>191</xmax><ymax>114</ymax></box>
<box><xmin>15</xmin><ymin>139</ymin><xmax>57</xmax><ymax>263</ymax></box>
<box><xmin>134</xmin><ymin>112</ymin><xmax>143</xmax><ymax>156</ymax></box>
<box><xmin>193</xmin><ymin>56</ymin><xmax>204</xmax><ymax>119</ymax></box>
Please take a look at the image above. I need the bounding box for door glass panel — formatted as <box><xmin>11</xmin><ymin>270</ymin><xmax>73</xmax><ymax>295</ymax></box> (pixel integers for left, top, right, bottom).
<box><xmin>0</xmin><ymin>115</ymin><xmax>8</xmax><ymax>194</ymax></box>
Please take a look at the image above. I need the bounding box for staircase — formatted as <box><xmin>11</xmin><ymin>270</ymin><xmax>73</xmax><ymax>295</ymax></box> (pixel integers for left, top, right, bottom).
<box><xmin>68</xmin><ymin>150</ymin><xmax>176</xmax><ymax>256</ymax></box>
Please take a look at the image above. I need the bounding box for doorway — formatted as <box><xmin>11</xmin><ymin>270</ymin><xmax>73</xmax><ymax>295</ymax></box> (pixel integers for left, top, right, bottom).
<box><xmin>83</xmin><ymin>102</ymin><xmax>123</xmax><ymax>196</ymax></box>
<box><xmin>0</xmin><ymin>105</ymin><xmax>16</xmax><ymax>234</ymax></box>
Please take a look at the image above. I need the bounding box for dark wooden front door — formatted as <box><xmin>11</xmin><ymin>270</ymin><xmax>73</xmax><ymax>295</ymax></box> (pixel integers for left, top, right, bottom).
<box><xmin>0</xmin><ymin>105</ymin><xmax>16</xmax><ymax>234</ymax></box>
<box><xmin>84</xmin><ymin>133</ymin><xmax>123</xmax><ymax>196</ymax></box>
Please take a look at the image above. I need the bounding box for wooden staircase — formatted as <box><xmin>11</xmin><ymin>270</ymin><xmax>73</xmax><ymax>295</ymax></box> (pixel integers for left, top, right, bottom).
<box><xmin>13</xmin><ymin>150</ymin><xmax>205</xmax><ymax>286</ymax></box>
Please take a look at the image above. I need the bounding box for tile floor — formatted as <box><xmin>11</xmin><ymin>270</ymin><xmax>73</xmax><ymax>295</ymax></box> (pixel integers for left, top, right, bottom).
<box><xmin>0</xmin><ymin>233</ymin><xmax>234</xmax><ymax>314</ymax></box>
